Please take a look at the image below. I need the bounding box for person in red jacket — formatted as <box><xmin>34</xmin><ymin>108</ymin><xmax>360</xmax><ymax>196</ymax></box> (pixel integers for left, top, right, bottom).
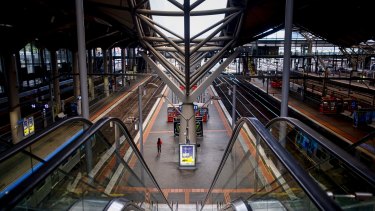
<box><xmin>157</xmin><ymin>138</ymin><xmax>162</xmax><ymax>154</ymax></box>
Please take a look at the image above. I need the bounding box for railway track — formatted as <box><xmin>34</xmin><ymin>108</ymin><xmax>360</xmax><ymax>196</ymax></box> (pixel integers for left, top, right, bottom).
<box><xmin>103</xmin><ymin>76</ymin><xmax>165</xmax><ymax>138</ymax></box>
<box><xmin>0</xmin><ymin>76</ymin><xmax>165</xmax><ymax>148</ymax></box>
<box><xmin>213</xmin><ymin>75</ymin><xmax>360</xmax><ymax>150</ymax></box>
<box><xmin>213</xmin><ymin>76</ymin><xmax>279</xmax><ymax>125</ymax></box>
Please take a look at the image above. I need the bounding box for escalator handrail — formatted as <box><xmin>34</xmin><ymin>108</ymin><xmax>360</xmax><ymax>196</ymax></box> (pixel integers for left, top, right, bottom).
<box><xmin>201</xmin><ymin>117</ymin><xmax>341</xmax><ymax>211</ymax></box>
<box><xmin>347</xmin><ymin>130</ymin><xmax>375</xmax><ymax>151</ymax></box>
<box><xmin>266</xmin><ymin>117</ymin><xmax>375</xmax><ymax>187</ymax></box>
<box><xmin>0</xmin><ymin>117</ymin><xmax>172</xmax><ymax>211</ymax></box>
<box><xmin>0</xmin><ymin>116</ymin><xmax>93</xmax><ymax>163</ymax></box>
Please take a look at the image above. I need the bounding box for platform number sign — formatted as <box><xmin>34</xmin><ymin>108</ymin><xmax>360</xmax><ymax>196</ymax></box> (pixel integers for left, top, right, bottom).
<box><xmin>23</xmin><ymin>116</ymin><xmax>35</xmax><ymax>137</ymax></box>
<box><xmin>193</xmin><ymin>104</ymin><xmax>198</xmax><ymax>111</ymax></box>
<box><xmin>179</xmin><ymin>144</ymin><xmax>196</xmax><ymax>167</ymax></box>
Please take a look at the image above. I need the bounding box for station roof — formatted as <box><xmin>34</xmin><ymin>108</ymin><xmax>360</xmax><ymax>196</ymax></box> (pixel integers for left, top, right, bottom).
<box><xmin>237</xmin><ymin>0</ymin><xmax>375</xmax><ymax>47</ymax></box>
<box><xmin>0</xmin><ymin>0</ymin><xmax>374</xmax><ymax>53</ymax></box>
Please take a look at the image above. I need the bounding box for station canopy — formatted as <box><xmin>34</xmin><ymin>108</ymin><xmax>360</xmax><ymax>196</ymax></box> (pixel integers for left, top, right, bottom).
<box><xmin>0</xmin><ymin>0</ymin><xmax>374</xmax><ymax>53</ymax></box>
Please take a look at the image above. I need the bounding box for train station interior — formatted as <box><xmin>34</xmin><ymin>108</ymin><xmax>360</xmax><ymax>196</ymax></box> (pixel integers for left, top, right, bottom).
<box><xmin>0</xmin><ymin>0</ymin><xmax>375</xmax><ymax>210</ymax></box>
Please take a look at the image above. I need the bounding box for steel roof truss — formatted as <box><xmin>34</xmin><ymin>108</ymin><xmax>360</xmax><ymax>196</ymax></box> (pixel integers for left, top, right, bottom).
<box><xmin>141</xmin><ymin>51</ymin><xmax>185</xmax><ymax>100</ymax></box>
<box><xmin>190</xmin><ymin>40</ymin><xmax>234</xmax><ymax>85</ymax></box>
<box><xmin>189</xmin><ymin>48</ymin><xmax>240</xmax><ymax>100</ymax></box>
<box><xmin>143</xmin><ymin>41</ymin><xmax>186</xmax><ymax>85</ymax></box>
<box><xmin>137</xmin><ymin>14</ymin><xmax>185</xmax><ymax>56</ymax></box>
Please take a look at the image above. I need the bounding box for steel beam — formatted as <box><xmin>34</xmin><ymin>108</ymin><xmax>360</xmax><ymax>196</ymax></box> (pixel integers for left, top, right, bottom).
<box><xmin>155</xmin><ymin>46</ymin><xmax>222</xmax><ymax>52</ymax></box>
<box><xmin>281</xmin><ymin>0</ymin><xmax>294</xmax><ymax>117</ymax></box>
<box><xmin>167</xmin><ymin>0</ymin><xmax>183</xmax><ymax>10</ymax></box>
<box><xmin>141</xmin><ymin>52</ymin><xmax>185</xmax><ymax>100</ymax></box>
<box><xmin>137</xmin><ymin>7</ymin><xmax>241</xmax><ymax>16</ymax></box>
<box><xmin>141</xmin><ymin>16</ymin><xmax>184</xmax><ymax>40</ymax></box>
<box><xmin>190</xmin><ymin>0</ymin><xmax>205</xmax><ymax>11</ymax></box>
<box><xmin>143</xmin><ymin>41</ymin><xmax>186</xmax><ymax>85</ymax></box>
<box><xmin>137</xmin><ymin>14</ymin><xmax>185</xmax><ymax>55</ymax></box>
<box><xmin>169</xmin><ymin>52</ymin><xmax>185</xmax><ymax>67</ymax></box>
<box><xmin>184</xmin><ymin>0</ymin><xmax>191</xmax><ymax>95</ymax></box>
<box><xmin>191</xmin><ymin>40</ymin><xmax>234</xmax><ymax>85</ymax></box>
<box><xmin>190</xmin><ymin>48</ymin><xmax>240</xmax><ymax>100</ymax></box>
<box><xmin>191</xmin><ymin>11</ymin><xmax>240</xmax><ymax>42</ymax></box>
<box><xmin>190</xmin><ymin>12</ymin><xmax>238</xmax><ymax>55</ymax></box>
<box><xmin>143</xmin><ymin>36</ymin><xmax>232</xmax><ymax>43</ymax></box>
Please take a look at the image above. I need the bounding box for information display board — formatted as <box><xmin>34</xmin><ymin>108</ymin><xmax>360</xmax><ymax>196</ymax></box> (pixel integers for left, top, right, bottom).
<box><xmin>179</xmin><ymin>144</ymin><xmax>196</xmax><ymax>167</ymax></box>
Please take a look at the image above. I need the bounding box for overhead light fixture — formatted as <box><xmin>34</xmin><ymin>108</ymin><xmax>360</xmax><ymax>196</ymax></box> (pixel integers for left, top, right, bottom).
<box><xmin>0</xmin><ymin>24</ymin><xmax>13</xmax><ymax>28</ymax></box>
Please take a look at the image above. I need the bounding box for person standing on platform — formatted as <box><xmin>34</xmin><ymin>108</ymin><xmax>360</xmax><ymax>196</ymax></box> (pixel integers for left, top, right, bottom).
<box><xmin>157</xmin><ymin>137</ymin><xmax>162</xmax><ymax>155</ymax></box>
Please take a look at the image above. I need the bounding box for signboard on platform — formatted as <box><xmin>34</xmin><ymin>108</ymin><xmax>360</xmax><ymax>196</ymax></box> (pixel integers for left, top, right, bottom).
<box><xmin>173</xmin><ymin>117</ymin><xmax>203</xmax><ymax>137</ymax></box>
<box><xmin>23</xmin><ymin>118</ymin><xmax>29</xmax><ymax>137</ymax></box>
<box><xmin>179</xmin><ymin>144</ymin><xmax>196</xmax><ymax>167</ymax></box>
<box><xmin>28</xmin><ymin>117</ymin><xmax>35</xmax><ymax>135</ymax></box>
<box><xmin>23</xmin><ymin>116</ymin><xmax>35</xmax><ymax>137</ymax></box>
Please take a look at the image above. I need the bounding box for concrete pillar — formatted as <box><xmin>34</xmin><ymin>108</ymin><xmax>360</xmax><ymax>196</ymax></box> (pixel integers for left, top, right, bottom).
<box><xmin>103</xmin><ymin>49</ymin><xmax>110</xmax><ymax>97</ymax></box>
<box><xmin>5</xmin><ymin>53</ymin><xmax>22</xmax><ymax>144</ymax></box>
<box><xmin>50</xmin><ymin>50</ymin><xmax>61</xmax><ymax>114</ymax></box>
<box><xmin>73</xmin><ymin>52</ymin><xmax>81</xmax><ymax>98</ymax></box>
<box><xmin>88</xmin><ymin>49</ymin><xmax>95</xmax><ymax>100</ymax></box>
<box><xmin>179</xmin><ymin>103</ymin><xmax>196</xmax><ymax>144</ymax></box>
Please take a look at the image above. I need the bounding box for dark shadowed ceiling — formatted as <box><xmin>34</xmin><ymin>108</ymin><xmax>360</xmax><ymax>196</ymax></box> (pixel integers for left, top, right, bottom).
<box><xmin>237</xmin><ymin>0</ymin><xmax>375</xmax><ymax>47</ymax></box>
<box><xmin>0</xmin><ymin>0</ymin><xmax>374</xmax><ymax>54</ymax></box>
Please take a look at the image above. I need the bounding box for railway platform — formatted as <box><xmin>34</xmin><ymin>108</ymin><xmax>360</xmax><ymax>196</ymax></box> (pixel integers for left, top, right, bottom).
<box><xmin>136</xmin><ymin>85</ymin><xmax>233</xmax><ymax>205</ymax></box>
<box><xmin>248</xmin><ymin>77</ymin><xmax>371</xmax><ymax>144</ymax></box>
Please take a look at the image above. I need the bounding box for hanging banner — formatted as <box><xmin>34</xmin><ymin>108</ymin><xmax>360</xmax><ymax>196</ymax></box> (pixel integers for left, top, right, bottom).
<box><xmin>179</xmin><ymin>144</ymin><xmax>196</xmax><ymax>167</ymax></box>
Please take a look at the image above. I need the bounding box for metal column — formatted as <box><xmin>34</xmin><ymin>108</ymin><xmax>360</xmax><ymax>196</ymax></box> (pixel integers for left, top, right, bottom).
<box><xmin>231</xmin><ymin>85</ymin><xmax>236</xmax><ymax>129</ymax></box>
<box><xmin>76</xmin><ymin>0</ymin><xmax>92</xmax><ymax>173</ymax></box>
<box><xmin>138</xmin><ymin>85</ymin><xmax>144</xmax><ymax>155</ymax></box>
<box><xmin>51</xmin><ymin>50</ymin><xmax>61</xmax><ymax>114</ymax></box>
<box><xmin>6</xmin><ymin>53</ymin><xmax>22</xmax><ymax>144</ymax></box>
<box><xmin>103</xmin><ymin>49</ymin><xmax>110</xmax><ymax>97</ymax></box>
<box><xmin>280</xmin><ymin>0</ymin><xmax>294</xmax><ymax>117</ymax></box>
<box><xmin>73</xmin><ymin>52</ymin><xmax>81</xmax><ymax>98</ymax></box>
<box><xmin>88</xmin><ymin>49</ymin><xmax>95</xmax><ymax>100</ymax></box>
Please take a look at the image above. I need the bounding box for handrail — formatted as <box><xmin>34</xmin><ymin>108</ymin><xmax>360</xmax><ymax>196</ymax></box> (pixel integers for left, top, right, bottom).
<box><xmin>0</xmin><ymin>117</ymin><xmax>172</xmax><ymax>211</ymax></box>
<box><xmin>348</xmin><ymin>130</ymin><xmax>375</xmax><ymax>151</ymax></box>
<box><xmin>266</xmin><ymin>117</ymin><xmax>375</xmax><ymax>187</ymax></box>
<box><xmin>0</xmin><ymin>116</ymin><xmax>93</xmax><ymax>162</ymax></box>
<box><xmin>201</xmin><ymin>117</ymin><xmax>341</xmax><ymax>211</ymax></box>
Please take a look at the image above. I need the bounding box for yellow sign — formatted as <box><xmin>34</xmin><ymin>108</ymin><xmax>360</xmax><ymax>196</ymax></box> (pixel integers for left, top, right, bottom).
<box><xmin>28</xmin><ymin>117</ymin><xmax>35</xmax><ymax>135</ymax></box>
<box><xmin>23</xmin><ymin>118</ymin><xmax>29</xmax><ymax>137</ymax></box>
<box><xmin>179</xmin><ymin>144</ymin><xmax>196</xmax><ymax>166</ymax></box>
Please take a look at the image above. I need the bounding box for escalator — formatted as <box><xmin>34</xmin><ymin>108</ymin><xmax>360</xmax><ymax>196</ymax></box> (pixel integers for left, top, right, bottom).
<box><xmin>201</xmin><ymin>117</ymin><xmax>341</xmax><ymax>211</ymax></box>
<box><xmin>0</xmin><ymin>117</ymin><xmax>171</xmax><ymax>210</ymax></box>
<box><xmin>266</xmin><ymin>117</ymin><xmax>375</xmax><ymax>210</ymax></box>
<box><xmin>347</xmin><ymin>131</ymin><xmax>375</xmax><ymax>172</ymax></box>
<box><xmin>2</xmin><ymin>115</ymin><xmax>374</xmax><ymax>210</ymax></box>
<box><xmin>0</xmin><ymin>117</ymin><xmax>92</xmax><ymax>201</ymax></box>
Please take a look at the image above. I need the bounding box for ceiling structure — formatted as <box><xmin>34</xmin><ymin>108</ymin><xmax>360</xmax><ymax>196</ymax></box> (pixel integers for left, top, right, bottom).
<box><xmin>0</xmin><ymin>0</ymin><xmax>374</xmax><ymax>54</ymax></box>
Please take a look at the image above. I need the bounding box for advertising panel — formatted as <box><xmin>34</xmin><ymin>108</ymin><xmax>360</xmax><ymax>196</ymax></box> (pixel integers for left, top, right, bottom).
<box><xmin>179</xmin><ymin>144</ymin><xmax>196</xmax><ymax>167</ymax></box>
<box><xmin>173</xmin><ymin>117</ymin><xmax>203</xmax><ymax>136</ymax></box>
